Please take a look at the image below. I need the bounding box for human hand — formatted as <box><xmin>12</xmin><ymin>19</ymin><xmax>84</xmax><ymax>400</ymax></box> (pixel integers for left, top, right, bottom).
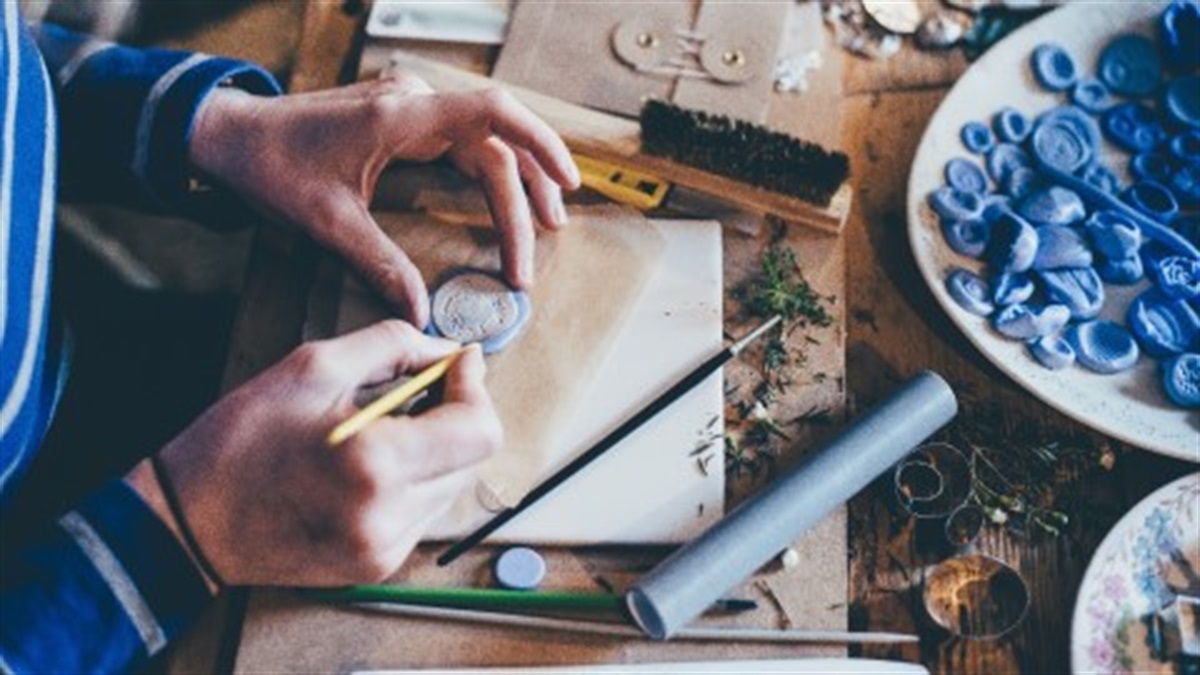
<box><xmin>126</xmin><ymin>320</ymin><xmax>501</xmax><ymax>588</ymax></box>
<box><xmin>187</xmin><ymin>74</ymin><xmax>580</xmax><ymax>326</ymax></box>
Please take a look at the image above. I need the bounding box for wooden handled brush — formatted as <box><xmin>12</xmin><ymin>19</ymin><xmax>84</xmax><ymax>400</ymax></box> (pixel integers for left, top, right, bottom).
<box><xmin>383</xmin><ymin>52</ymin><xmax>852</xmax><ymax>235</ymax></box>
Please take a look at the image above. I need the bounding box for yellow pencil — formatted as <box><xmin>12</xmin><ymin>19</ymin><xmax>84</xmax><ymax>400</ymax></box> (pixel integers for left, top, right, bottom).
<box><xmin>326</xmin><ymin>349</ymin><xmax>464</xmax><ymax>447</ymax></box>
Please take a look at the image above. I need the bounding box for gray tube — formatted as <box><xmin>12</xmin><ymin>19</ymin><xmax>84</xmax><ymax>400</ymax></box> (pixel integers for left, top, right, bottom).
<box><xmin>625</xmin><ymin>371</ymin><xmax>958</xmax><ymax>639</ymax></box>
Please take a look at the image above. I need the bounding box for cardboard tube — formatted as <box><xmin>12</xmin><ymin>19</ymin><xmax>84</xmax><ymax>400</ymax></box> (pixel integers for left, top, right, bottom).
<box><xmin>625</xmin><ymin>371</ymin><xmax>958</xmax><ymax>639</ymax></box>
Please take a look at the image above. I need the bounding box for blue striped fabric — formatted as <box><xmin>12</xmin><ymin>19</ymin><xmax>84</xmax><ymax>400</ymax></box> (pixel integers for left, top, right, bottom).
<box><xmin>1</xmin><ymin>7</ymin><xmax>282</xmax><ymax>672</ymax></box>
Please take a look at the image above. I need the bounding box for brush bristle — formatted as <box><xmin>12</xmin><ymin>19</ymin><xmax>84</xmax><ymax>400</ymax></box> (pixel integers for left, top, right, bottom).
<box><xmin>639</xmin><ymin>100</ymin><xmax>850</xmax><ymax>208</ymax></box>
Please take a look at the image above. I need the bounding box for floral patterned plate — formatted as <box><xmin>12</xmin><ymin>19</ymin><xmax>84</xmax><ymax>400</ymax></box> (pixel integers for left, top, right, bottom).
<box><xmin>1071</xmin><ymin>474</ymin><xmax>1200</xmax><ymax>674</ymax></box>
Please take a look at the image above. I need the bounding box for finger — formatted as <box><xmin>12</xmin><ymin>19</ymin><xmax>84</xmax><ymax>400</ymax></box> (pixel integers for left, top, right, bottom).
<box><xmin>312</xmin><ymin>194</ymin><xmax>432</xmax><ymax>325</ymax></box>
<box><xmin>437</xmin><ymin>90</ymin><xmax>580</xmax><ymax>190</ymax></box>
<box><xmin>514</xmin><ymin>146</ymin><xmax>568</xmax><ymax>230</ymax></box>
<box><xmin>452</xmin><ymin>140</ymin><xmax>535</xmax><ymax>289</ymax></box>
<box><xmin>314</xmin><ymin>319</ymin><xmax>459</xmax><ymax>387</ymax></box>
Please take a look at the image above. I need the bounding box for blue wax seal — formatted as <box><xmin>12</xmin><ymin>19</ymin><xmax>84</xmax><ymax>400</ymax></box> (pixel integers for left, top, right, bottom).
<box><xmin>945</xmin><ymin>157</ymin><xmax>989</xmax><ymax>195</ymax></box>
<box><xmin>1162</xmin><ymin>352</ymin><xmax>1200</xmax><ymax>408</ymax></box>
<box><xmin>1033</xmin><ymin>224</ymin><xmax>1093</xmax><ymax>270</ymax></box>
<box><xmin>946</xmin><ymin>268</ymin><xmax>994</xmax><ymax>316</ymax></box>
<box><xmin>1124</xmin><ymin>181</ymin><xmax>1180</xmax><ymax>222</ymax></box>
<box><xmin>986</xmin><ymin>143</ymin><xmax>1033</xmax><ymax>184</ymax></box>
<box><xmin>929</xmin><ymin>186</ymin><xmax>984</xmax><ymax>222</ymax></box>
<box><xmin>960</xmin><ymin>121</ymin><xmax>995</xmax><ymax>154</ymax></box>
<box><xmin>1067</xmin><ymin>320</ymin><xmax>1141</xmax><ymax>374</ymax></box>
<box><xmin>1127</xmin><ymin>290</ymin><xmax>1200</xmax><ymax>358</ymax></box>
<box><xmin>429</xmin><ymin>270</ymin><xmax>532</xmax><ymax>354</ymax></box>
<box><xmin>1098</xmin><ymin>33</ymin><xmax>1162</xmax><ymax>98</ymax></box>
<box><xmin>1161</xmin><ymin>0</ymin><xmax>1200</xmax><ymax>69</ymax></box>
<box><xmin>1039</xmin><ymin>267</ymin><xmax>1105</xmax><ymax>320</ymax></box>
<box><xmin>992</xmin><ymin>271</ymin><xmax>1035</xmax><ymax>306</ymax></box>
<box><xmin>942</xmin><ymin>217</ymin><xmax>991</xmax><ymax>259</ymax></box>
<box><xmin>1071</xmin><ymin>78</ymin><xmax>1114</xmax><ymax>114</ymax></box>
<box><xmin>1164</xmin><ymin>74</ymin><xmax>1199</xmax><ymax>129</ymax></box>
<box><xmin>494</xmin><ymin>546</ymin><xmax>546</xmax><ymax>590</ymax></box>
<box><xmin>1029</xmin><ymin>333</ymin><xmax>1075</xmax><ymax>371</ymax></box>
<box><xmin>1103</xmin><ymin>103</ymin><xmax>1164</xmax><ymax>153</ymax></box>
<box><xmin>993</xmin><ymin>107</ymin><xmax>1030</xmax><ymax>144</ymax></box>
<box><xmin>1031</xmin><ymin>43</ymin><xmax>1078</xmax><ymax>91</ymax></box>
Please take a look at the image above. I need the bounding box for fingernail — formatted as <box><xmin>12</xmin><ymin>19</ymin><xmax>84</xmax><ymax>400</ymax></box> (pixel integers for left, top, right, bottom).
<box><xmin>554</xmin><ymin>201</ymin><xmax>569</xmax><ymax>227</ymax></box>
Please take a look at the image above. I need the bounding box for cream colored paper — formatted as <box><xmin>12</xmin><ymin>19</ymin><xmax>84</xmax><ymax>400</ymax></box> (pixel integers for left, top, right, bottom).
<box><xmin>336</xmin><ymin>205</ymin><xmax>666</xmax><ymax>529</ymax></box>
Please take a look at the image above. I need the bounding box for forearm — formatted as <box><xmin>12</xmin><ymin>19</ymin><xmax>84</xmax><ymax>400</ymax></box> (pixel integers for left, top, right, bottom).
<box><xmin>0</xmin><ymin>478</ymin><xmax>213</xmax><ymax>673</ymax></box>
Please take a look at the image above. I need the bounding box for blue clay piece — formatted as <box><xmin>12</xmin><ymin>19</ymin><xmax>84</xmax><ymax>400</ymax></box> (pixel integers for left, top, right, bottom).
<box><xmin>992</xmin><ymin>271</ymin><xmax>1036</xmax><ymax>306</ymax></box>
<box><xmin>1127</xmin><ymin>290</ymin><xmax>1200</xmax><ymax>358</ymax></box>
<box><xmin>945</xmin><ymin>158</ymin><xmax>989</xmax><ymax>195</ymax></box>
<box><xmin>986</xmin><ymin>143</ymin><xmax>1033</xmax><ymax>184</ymax></box>
<box><xmin>1017</xmin><ymin>186</ymin><xmax>1086</xmax><ymax>227</ymax></box>
<box><xmin>1033</xmin><ymin>225</ymin><xmax>1093</xmax><ymax>270</ymax></box>
<box><xmin>1071</xmin><ymin>78</ymin><xmax>1114</xmax><ymax>113</ymax></box>
<box><xmin>1039</xmin><ymin>267</ymin><xmax>1105</xmax><ymax>320</ymax></box>
<box><xmin>1080</xmin><ymin>161</ymin><xmax>1121</xmax><ymax>194</ymax></box>
<box><xmin>986</xmin><ymin>212</ymin><xmax>1039</xmax><ymax>273</ymax></box>
<box><xmin>1084</xmin><ymin>210</ymin><xmax>1142</xmax><ymax>260</ymax></box>
<box><xmin>1036</xmin><ymin>105</ymin><xmax>1101</xmax><ymax>151</ymax></box>
<box><xmin>1164</xmin><ymin>75</ymin><xmax>1200</xmax><ymax>129</ymax></box>
<box><xmin>1161</xmin><ymin>0</ymin><xmax>1200</xmax><ymax>69</ymax></box>
<box><xmin>1173</xmin><ymin>214</ymin><xmax>1200</xmax><ymax>247</ymax></box>
<box><xmin>993</xmin><ymin>303</ymin><xmax>1070</xmax><ymax>341</ymax></box>
<box><xmin>981</xmin><ymin>195</ymin><xmax>1013</xmax><ymax>224</ymax></box>
<box><xmin>993</xmin><ymin>107</ymin><xmax>1030</xmax><ymax>143</ymax></box>
<box><xmin>960</xmin><ymin>122</ymin><xmax>995</xmax><ymax>154</ymax></box>
<box><xmin>1098</xmin><ymin>34</ymin><xmax>1161</xmax><ymax>98</ymax></box>
<box><xmin>1170</xmin><ymin>163</ymin><xmax>1200</xmax><ymax>206</ymax></box>
<box><xmin>1124</xmin><ymin>181</ymin><xmax>1180</xmax><ymax>222</ymax></box>
<box><xmin>1098</xmin><ymin>255</ymin><xmax>1145</xmax><ymax>285</ymax></box>
<box><xmin>1170</xmin><ymin>132</ymin><xmax>1200</xmax><ymax>165</ymax></box>
<box><xmin>1032</xmin><ymin>43</ymin><xmax>1078</xmax><ymax>91</ymax></box>
<box><xmin>942</xmin><ymin>217</ymin><xmax>991</xmax><ymax>259</ymax></box>
<box><xmin>1030</xmin><ymin>120</ymin><xmax>1092</xmax><ymax>174</ymax></box>
<box><xmin>1130</xmin><ymin>153</ymin><xmax>1174</xmax><ymax>185</ymax></box>
<box><xmin>1067</xmin><ymin>320</ymin><xmax>1140</xmax><ymax>374</ymax></box>
<box><xmin>1003</xmin><ymin>167</ymin><xmax>1045</xmax><ymax>202</ymax></box>
<box><xmin>946</xmin><ymin>268</ymin><xmax>995</xmax><ymax>316</ymax></box>
<box><xmin>1150</xmin><ymin>255</ymin><xmax>1200</xmax><ymax>300</ymax></box>
<box><xmin>494</xmin><ymin>546</ymin><xmax>546</xmax><ymax>590</ymax></box>
<box><xmin>1102</xmin><ymin>103</ymin><xmax>1164</xmax><ymax>154</ymax></box>
<box><xmin>1162</xmin><ymin>353</ymin><xmax>1200</xmax><ymax>408</ymax></box>
<box><xmin>1029</xmin><ymin>333</ymin><xmax>1075</xmax><ymax>370</ymax></box>
<box><xmin>929</xmin><ymin>186</ymin><xmax>984</xmax><ymax>222</ymax></box>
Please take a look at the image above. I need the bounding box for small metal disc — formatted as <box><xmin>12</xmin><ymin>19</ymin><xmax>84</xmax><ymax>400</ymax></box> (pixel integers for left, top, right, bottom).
<box><xmin>699</xmin><ymin>37</ymin><xmax>761</xmax><ymax>84</ymax></box>
<box><xmin>612</xmin><ymin>17</ymin><xmax>672</xmax><ymax>70</ymax></box>
<box><xmin>495</xmin><ymin>547</ymin><xmax>546</xmax><ymax>590</ymax></box>
<box><xmin>862</xmin><ymin>0</ymin><xmax>923</xmax><ymax>35</ymax></box>
<box><xmin>430</xmin><ymin>270</ymin><xmax>530</xmax><ymax>354</ymax></box>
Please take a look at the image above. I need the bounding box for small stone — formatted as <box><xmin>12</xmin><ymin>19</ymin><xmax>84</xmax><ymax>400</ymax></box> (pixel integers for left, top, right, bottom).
<box><xmin>779</xmin><ymin>547</ymin><xmax>802</xmax><ymax>569</ymax></box>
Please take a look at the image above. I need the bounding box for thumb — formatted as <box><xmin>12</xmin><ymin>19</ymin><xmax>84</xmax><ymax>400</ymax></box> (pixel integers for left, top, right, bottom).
<box><xmin>315</xmin><ymin>320</ymin><xmax>460</xmax><ymax>387</ymax></box>
<box><xmin>314</xmin><ymin>195</ymin><xmax>431</xmax><ymax>326</ymax></box>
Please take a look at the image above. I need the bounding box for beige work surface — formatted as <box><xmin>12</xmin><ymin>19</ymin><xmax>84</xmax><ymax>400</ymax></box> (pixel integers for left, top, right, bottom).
<box><xmin>169</xmin><ymin>1</ymin><xmax>852</xmax><ymax>672</ymax></box>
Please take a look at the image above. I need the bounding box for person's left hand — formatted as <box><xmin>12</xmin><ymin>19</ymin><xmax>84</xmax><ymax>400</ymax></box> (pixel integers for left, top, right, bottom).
<box><xmin>187</xmin><ymin>73</ymin><xmax>580</xmax><ymax>326</ymax></box>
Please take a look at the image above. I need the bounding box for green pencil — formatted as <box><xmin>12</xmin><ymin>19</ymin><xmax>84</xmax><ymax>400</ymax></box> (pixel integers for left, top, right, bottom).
<box><xmin>301</xmin><ymin>586</ymin><xmax>624</xmax><ymax>613</ymax></box>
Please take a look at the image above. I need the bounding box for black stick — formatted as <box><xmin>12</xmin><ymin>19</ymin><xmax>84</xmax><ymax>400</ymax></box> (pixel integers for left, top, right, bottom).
<box><xmin>437</xmin><ymin>315</ymin><xmax>782</xmax><ymax>566</ymax></box>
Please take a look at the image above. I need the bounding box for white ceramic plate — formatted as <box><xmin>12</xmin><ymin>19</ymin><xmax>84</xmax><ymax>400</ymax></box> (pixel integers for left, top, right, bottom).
<box><xmin>1070</xmin><ymin>473</ymin><xmax>1199</xmax><ymax>673</ymax></box>
<box><xmin>906</xmin><ymin>1</ymin><xmax>1199</xmax><ymax>460</ymax></box>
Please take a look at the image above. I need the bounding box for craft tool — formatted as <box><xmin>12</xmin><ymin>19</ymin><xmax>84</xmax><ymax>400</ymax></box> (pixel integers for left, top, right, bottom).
<box><xmin>350</xmin><ymin>601</ymin><xmax>920</xmax><ymax>645</ymax></box>
<box><xmin>326</xmin><ymin>349</ymin><xmax>464</xmax><ymax>447</ymax></box>
<box><xmin>437</xmin><ymin>315</ymin><xmax>783</xmax><ymax>566</ymax></box>
<box><xmin>382</xmin><ymin>52</ymin><xmax>852</xmax><ymax>234</ymax></box>
<box><xmin>574</xmin><ymin>154</ymin><xmax>744</xmax><ymax>219</ymax></box>
<box><xmin>625</xmin><ymin>372</ymin><xmax>958</xmax><ymax>640</ymax></box>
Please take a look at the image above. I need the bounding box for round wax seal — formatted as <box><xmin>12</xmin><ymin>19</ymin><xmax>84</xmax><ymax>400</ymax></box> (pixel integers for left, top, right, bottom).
<box><xmin>430</xmin><ymin>271</ymin><xmax>531</xmax><ymax>354</ymax></box>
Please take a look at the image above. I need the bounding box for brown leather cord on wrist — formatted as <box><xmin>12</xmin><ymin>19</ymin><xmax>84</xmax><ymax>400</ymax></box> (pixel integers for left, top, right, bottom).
<box><xmin>150</xmin><ymin>454</ymin><xmax>228</xmax><ymax>592</ymax></box>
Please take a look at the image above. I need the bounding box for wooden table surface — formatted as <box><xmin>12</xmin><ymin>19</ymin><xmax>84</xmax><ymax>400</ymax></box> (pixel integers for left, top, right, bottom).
<box><xmin>169</xmin><ymin>2</ymin><xmax>1197</xmax><ymax>673</ymax></box>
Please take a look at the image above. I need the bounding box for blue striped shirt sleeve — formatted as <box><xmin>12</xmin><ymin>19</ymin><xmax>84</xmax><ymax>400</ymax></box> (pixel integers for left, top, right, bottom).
<box><xmin>33</xmin><ymin>22</ymin><xmax>283</xmax><ymax>229</ymax></box>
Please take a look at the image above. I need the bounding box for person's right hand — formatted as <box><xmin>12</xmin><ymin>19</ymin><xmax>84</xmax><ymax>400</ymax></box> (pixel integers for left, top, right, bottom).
<box><xmin>126</xmin><ymin>320</ymin><xmax>502</xmax><ymax>588</ymax></box>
